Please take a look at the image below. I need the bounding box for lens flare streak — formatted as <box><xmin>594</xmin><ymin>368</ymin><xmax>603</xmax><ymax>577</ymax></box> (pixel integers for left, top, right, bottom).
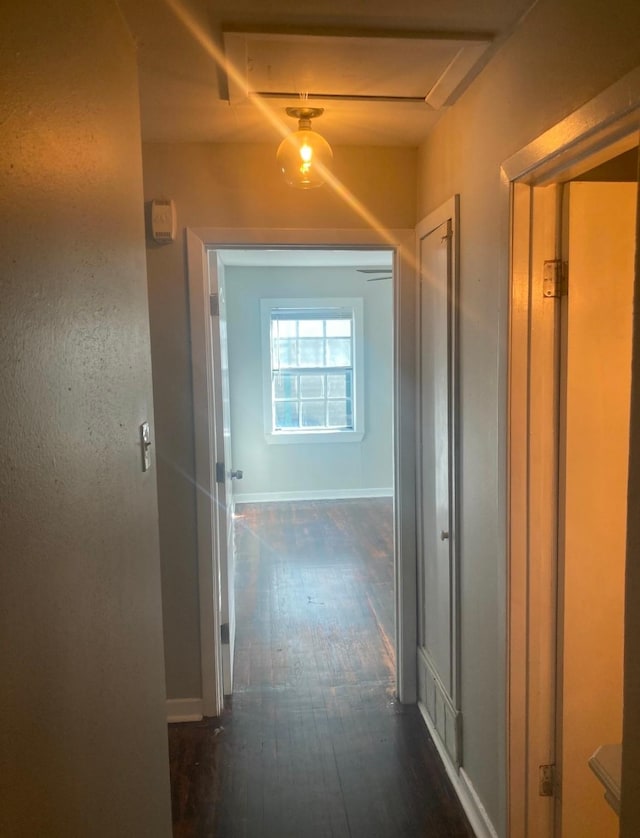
<box><xmin>161</xmin><ymin>0</ymin><xmax>420</xmax><ymax>273</ymax></box>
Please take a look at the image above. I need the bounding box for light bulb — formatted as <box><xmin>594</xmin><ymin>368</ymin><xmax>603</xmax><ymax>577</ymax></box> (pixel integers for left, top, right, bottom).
<box><xmin>277</xmin><ymin>126</ymin><xmax>333</xmax><ymax>189</ymax></box>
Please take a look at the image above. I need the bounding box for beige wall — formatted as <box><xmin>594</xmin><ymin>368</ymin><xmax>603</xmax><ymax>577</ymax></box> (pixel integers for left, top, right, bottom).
<box><xmin>0</xmin><ymin>2</ymin><xmax>171</xmax><ymax>835</ymax></box>
<box><xmin>416</xmin><ymin>0</ymin><xmax>640</xmax><ymax>834</ymax></box>
<box><xmin>142</xmin><ymin>143</ymin><xmax>416</xmax><ymax>700</ymax></box>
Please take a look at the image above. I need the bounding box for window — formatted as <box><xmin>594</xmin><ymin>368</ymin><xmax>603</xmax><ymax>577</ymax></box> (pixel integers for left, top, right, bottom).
<box><xmin>261</xmin><ymin>298</ymin><xmax>364</xmax><ymax>443</ymax></box>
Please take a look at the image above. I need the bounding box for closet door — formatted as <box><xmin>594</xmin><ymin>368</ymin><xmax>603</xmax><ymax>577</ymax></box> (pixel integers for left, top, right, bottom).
<box><xmin>416</xmin><ymin>197</ymin><xmax>461</xmax><ymax>765</ymax></box>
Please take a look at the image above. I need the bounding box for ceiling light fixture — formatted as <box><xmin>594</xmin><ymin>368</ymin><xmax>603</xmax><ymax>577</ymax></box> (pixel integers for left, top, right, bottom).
<box><xmin>277</xmin><ymin>107</ymin><xmax>333</xmax><ymax>189</ymax></box>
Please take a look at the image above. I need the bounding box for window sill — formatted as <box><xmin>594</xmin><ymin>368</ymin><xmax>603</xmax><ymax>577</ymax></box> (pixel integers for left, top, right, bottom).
<box><xmin>265</xmin><ymin>430</ymin><xmax>364</xmax><ymax>445</ymax></box>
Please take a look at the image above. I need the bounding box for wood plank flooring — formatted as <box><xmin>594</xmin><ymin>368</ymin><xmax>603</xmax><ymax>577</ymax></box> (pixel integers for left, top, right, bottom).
<box><xmin>169</xmin><ymin>499</ymin><xmax>474</xmax><ymax>838</ymax></box>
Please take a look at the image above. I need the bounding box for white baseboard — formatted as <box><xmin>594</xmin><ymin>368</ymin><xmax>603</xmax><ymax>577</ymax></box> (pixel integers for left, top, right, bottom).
<box><xmin>166</xmin><ymin>698</ymin><xmax>204</xmax><ymax>723</ymax></box>
<box><xmin>459</xmin><ymin>769</ymin><xmax>499</xmax><ymax>838</ymax></box>
<box><xmin>418</xmin><ymin>702</ymin><xmax>498</xmax><ymax>838</ymax></box>
<box><xmin>234</xmin><ymin>488</ymin><xmax>393</xmax><ymax>504</ymax></box>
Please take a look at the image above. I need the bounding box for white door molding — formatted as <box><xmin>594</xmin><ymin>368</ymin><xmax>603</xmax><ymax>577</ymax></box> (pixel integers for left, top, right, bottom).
<box><xmin>186</xmin><ymin>229</ymin><xmax>226</xmax><ymax>717</ymax></box>
<box><xmin>502</xmin><ymin>66</ymin><xmax>640</xmax><ymax>187</ymax></box>
<box><xmin>186</xmin><ymin>226</ymin><xmax>418</xmax><ymax>712</ymax></box>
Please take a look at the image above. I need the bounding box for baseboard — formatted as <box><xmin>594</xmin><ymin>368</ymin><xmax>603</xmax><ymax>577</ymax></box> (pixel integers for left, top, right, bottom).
<box><xmin>166</xmin><ymin>698</ymin><xmax>204</xmax><ymax>723</ymax></box>
<box><xmin>418</xmin><ymin>702</ymin><xmax>499</xmax><ymax>838</ymax></box>
<box><xmin>459</xmin><ymin>769</ymin><xmax>499</xmax><ymax>838</ymax></box>
<box><xmin>234</xmin><ymin>488</ymin><xmax>393</xmax><ymax>504</ymax></box>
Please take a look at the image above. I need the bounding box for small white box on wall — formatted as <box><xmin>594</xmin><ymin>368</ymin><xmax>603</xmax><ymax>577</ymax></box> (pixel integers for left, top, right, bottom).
<box><xmin>151</xmin><ymin>199</ymin><xmax>176</xmax><ymax>243</ymax></box>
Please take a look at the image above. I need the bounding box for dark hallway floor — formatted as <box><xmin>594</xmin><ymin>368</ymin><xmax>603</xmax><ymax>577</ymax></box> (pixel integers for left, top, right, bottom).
<box><xmin>169</xmin><ymin>499</ymin><xmax>474</xmax><ymax>837</ymax></box>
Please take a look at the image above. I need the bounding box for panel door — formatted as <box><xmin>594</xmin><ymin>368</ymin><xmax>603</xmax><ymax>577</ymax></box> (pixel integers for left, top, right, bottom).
<box><xmin>416</xmin><ymin>199</ymin><xmax>460</xmax><ymax>765</ymax></box>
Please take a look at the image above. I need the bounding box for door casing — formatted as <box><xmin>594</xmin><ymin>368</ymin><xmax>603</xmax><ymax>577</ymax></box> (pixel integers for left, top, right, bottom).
<box><xmin>207</xmin><ymin>252</ymin><xmax>236</xmax><ymax>696</ymax></box>
<box><xmin>187</xmin><ymin>227</ymin><xmax>417</xmax><ymax>717</ymax></box>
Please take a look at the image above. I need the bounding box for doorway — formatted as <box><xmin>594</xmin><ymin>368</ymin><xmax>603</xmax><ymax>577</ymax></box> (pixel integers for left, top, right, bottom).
<box><xmin>556</xmin><ymin>175</ymin><xmax>636</xmax><ymax>838</ymax></box>
<box><xmin>186</xmin><ymin>227</ymin><xmax>417</xmax><ymax>719</ymax></box>
<box><xmin>217</xmin><ymin>247</ymin><xmax>396</xmax><ymax>694</ymax></box>
<box><xmin>505</xmin><ymin>74</ymin><xmax>639</xmax><ymax>838</ymax></box>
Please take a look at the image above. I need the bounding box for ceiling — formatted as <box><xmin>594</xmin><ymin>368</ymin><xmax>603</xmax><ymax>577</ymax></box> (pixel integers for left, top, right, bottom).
<box><xmin>118</xmin><ymin>0</ymin><xmax>536</xmax><ymax>147</ymax></box>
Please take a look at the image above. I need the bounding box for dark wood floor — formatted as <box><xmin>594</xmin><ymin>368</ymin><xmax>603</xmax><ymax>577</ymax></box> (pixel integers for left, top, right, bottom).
<box><xmin>169</xmin><ymin>499</ymin><xmax>474</xmax><ymax>838</ymax></box>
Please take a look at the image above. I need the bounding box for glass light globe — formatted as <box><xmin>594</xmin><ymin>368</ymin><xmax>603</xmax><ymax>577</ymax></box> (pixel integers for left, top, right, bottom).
<box><xmin>276</xmin><ymin>126</ymin><xmax>333</xmax><ymax>189</ymax></box>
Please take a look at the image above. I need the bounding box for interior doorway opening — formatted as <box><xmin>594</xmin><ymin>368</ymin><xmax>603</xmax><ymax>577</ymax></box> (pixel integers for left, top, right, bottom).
<box><xmin>215</xmin><ymin>247</ymin><xmax>396</xmax><ymax>698</ymax></box>
<box><xmin>555</xmin><ymin>171</ymin><xmax>636</xmax><ymax>838</ymax></box>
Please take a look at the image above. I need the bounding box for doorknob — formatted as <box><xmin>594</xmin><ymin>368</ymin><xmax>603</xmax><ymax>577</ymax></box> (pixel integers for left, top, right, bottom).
<box><xmin>230</xmin><ymin>469</ymin><xmax>243</xmax><ymax>480</ymax></box>
<box><xmin>440</xmin><ymin>530</ymin><xmax>449</xmax><ymax>541</ymax></box>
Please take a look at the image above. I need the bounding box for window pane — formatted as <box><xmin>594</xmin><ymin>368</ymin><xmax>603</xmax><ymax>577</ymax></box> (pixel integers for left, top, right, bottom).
<box><xmin>274</xmin><ymin>373</ymin><xmax>298</xmax><ymax>399</ymax></box>
<box><xmin>326</xmin><ymin>338</ymin><xmax>351</xmax><ymax>366</ymax></box>
<box><xmin>274</xmin><ymin>319</ymin><xmax>296</xmax><ymax>338</ymax></box>
<box><xmin>275</xmin><ymin>401</ymin><xmax>299</xmax><ymax>429</ymax></box>
<box><xmin>327</xmin><ymin>399</ymin><xmax>351</xmax><ymax>428</ymax></box>
<box><xmin>327</xmin><ymin>374</ymin><xmax>347</xmax><ymax>398</ymax></box>
<box><xmin>298</xmin><ymin>338</ymin><xmax>324</xmax><ymax>366</ymax></box>
<box><xmin>300</xmin><ymin>401</ymin><xmax>325</xmax><ymax>427</ymax></box>
<box><xmin>276</xmin><ymin>338</ymin><xmax>297</xmax><ymax>367</ymax></box>
<box><xmin>299</xmin><ymin>375</ymin><xmax>324</xmax><ymax>398</ymax></box>
<box><xmin>326</xmin><ymin>319</ymin><xmax>351</xmax><ymax>337</ymax></box>
<box><xmin>298</xmin><ymin>319</ymin><xmax>324</xmax><ymax>338</ymax></box>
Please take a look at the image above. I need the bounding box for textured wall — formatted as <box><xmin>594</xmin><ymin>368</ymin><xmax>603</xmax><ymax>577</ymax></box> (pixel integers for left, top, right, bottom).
<box><xmin>416</xmin><ymin>0</ymin><xmax>640</xmax><ymax>834</ymax></box>
<box><xmin>0</xmin><ymin>2</ymin><xmax>171</xmax><ymax>834</ymax></box>
<box><xmin>142</xmin><ymin>143</ymin><xmax>416</xmax><ymax>700</ymax></box>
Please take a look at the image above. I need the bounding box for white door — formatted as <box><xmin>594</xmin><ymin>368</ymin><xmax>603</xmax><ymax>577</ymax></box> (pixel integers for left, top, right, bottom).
<box><xmin>416</xmin><ymin>197</ymin><xmax>461</xmax><ymax>766</ymax></box>
<box><xmin>208</xmin><ymin>252</ymin><xmax>238</xmax><ymax>695</ymax></box>
<box><xmin>557</xmin><ymin>181</ymin><xmax>636</xmax><ymax>837</ymax></box>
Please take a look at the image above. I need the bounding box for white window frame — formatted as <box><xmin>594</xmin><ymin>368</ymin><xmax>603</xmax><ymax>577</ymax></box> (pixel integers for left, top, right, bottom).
<box><xmin>261</xmin><ymin>297</ymin><xmax>365</xmax><ymax>444</ymax></box>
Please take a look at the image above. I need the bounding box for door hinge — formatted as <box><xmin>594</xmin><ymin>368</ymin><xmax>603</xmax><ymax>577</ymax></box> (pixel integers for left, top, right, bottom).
<box><xmin>220</xmin><ymin>622</ymin><xmax>230</xmax><ymax>644</ymax></box>
<box><xmin>210</xmin><ymin>293</ymin><xmax>219</xmax><ymax>316</ymax></box>
<box><xmin>215</xmin><ymin>461</ymin><xmax>225</xmax><ymax>483</ymax></box>
<box><xmin>543</xmin><ymin>260</ymin><xmax>568</xmax><ymax>298</ymax></box>
<box><xmin>539</xmin><ymin>763</ymin><xmax>556</xmax><ymax>797</ymax></box>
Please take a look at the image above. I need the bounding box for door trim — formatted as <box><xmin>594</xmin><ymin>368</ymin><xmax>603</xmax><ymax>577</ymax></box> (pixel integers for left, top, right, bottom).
<box><xmin>502</xmin><ymin>66</ymin><xmax>640</xmax><ymax>186</ymax></box>
<box><xmin>187</xmin><ymin>230</ymin><xmax>225</xmax><ymax>717</ymax></box>
<box><xmin>504</xmin><ymin>67</ymin><xmax>640</xmax><ymax>837</ymax></box>
<box><xmin>186</xmin><ymin>226</ymin><xmax>417</xmax><ymax>716</ymax></box>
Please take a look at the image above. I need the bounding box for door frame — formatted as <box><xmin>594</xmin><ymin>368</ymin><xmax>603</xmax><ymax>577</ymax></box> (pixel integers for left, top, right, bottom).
<box><xmin>187</xmin><ymin>226</ymin><xmax>417</xmax><ymax>717</ymax></box>
<box><xmin>504</xmin><ymin>67</ymin><xmax>640</xmax><ymax>837</ymax></box>
<box><xmin>207</xmin><ymin>252</ymin><xmax>236</xmax><ymax>697</ymax></box>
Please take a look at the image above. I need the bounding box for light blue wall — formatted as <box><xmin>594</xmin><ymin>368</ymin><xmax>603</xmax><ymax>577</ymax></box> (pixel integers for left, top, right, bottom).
<box><xmin>225</xmin><ymin>264</ymin><xmax>393</xmax><ymax>500</ymax></box>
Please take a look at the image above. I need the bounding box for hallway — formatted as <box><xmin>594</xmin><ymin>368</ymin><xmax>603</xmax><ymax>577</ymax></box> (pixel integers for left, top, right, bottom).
<box><xmin>169</xmin><ymin>499</ymin><xmax>474</xmax><ymax>837</ymax></box>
